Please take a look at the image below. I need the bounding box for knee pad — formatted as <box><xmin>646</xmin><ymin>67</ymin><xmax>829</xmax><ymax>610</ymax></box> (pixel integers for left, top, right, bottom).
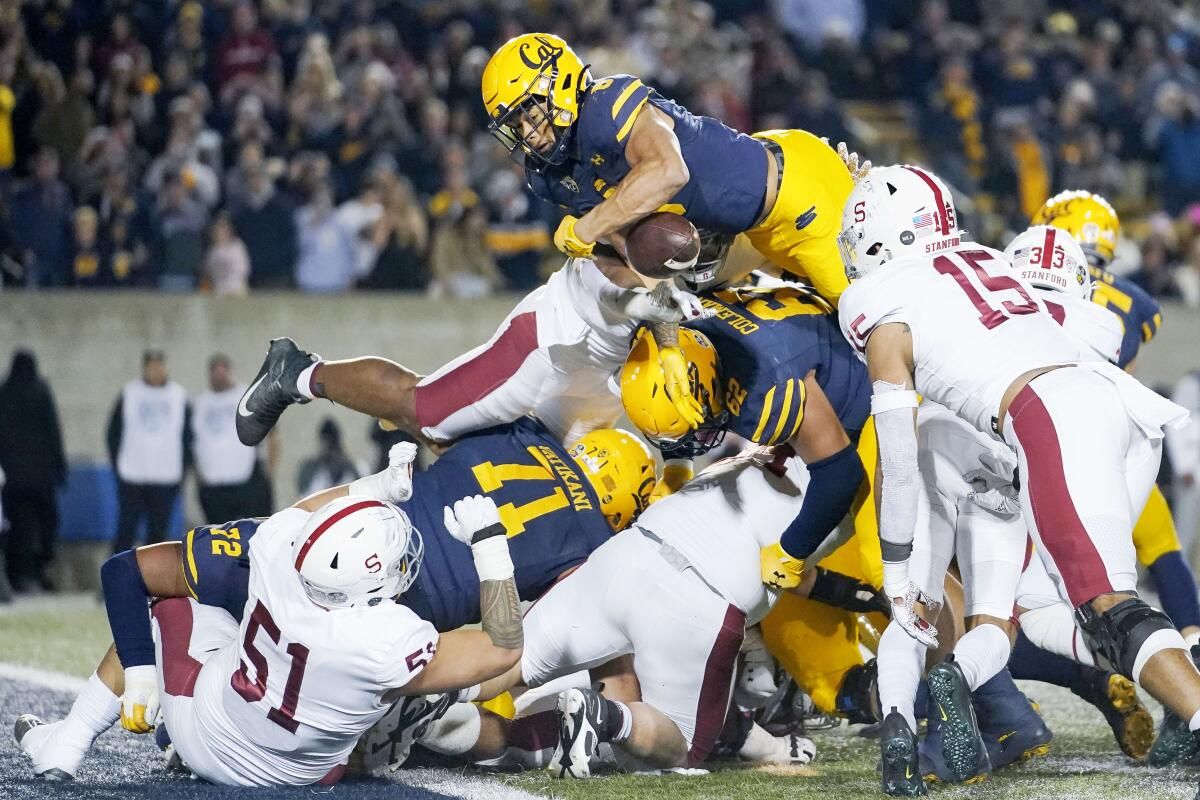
<box><xmin>1075</xmin><ymin>597</ymin><xmax>1184</xmax><ymax>683</ymax></box>
<box><xmin>834</xmin><ymin>658</ymin><xmax>880</xmax><ymax>725</ymax></box>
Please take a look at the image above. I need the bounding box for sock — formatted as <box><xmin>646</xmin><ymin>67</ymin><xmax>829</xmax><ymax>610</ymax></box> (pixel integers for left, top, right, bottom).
<box><xmin>1010</xmin><ymin>630</ymin><xmax>1084</xmax><ymax>688</ymax></box>
<box><xmin>914</xmin><ymin>679</ymin><xmax>929</xmax><ymax>721</ymax></box>
<box><xmin>1189</xmin><ymin>709</ymin><xmax>1200</xmax><ymax>732</ymax></box>
<box><xmin>953</xmin><ymin>624</ymin><xmax>1012</xmax><ymax>691</ymax></box>
<box><xmin>877</xmin><ymin>621</ymin><xmax>925</xmax><ymax>730</ymax></box>
<box><xmin>296</xmin><ymin>362</ymin><xmax>321</xmax><ymax>400</ymax></box>
<box><xmin>602</xmin><ymin>699</ymin><xmax>632</xmax><ymax>743</ymax></box>
<box><xmin>1149</xmin><ymin>551</ymin><xmax>1200</xmax><ymax>631</ymax></box>
<box><xmin>508</xmin><ymin>710</ymin><xmax>560</xmax><ymax>754</ymax></box>
<box><xmin>420</xmin><ymin>702</ymin><xmax>482</xmax><ymax>756</ymax></box>
<box><xmin>60</xmin><ymin>673</ymin><xmax>121</xmax><ymax>749</ymax></box>
<box><xmin>737</xmin><ymin>721</ymin><xmax>782</xmax><ymax>761</ymax></box>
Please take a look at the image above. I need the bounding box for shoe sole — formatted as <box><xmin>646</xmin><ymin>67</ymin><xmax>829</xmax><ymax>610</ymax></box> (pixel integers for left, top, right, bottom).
<box><xmin>928</xmin><ymin>666</ymin><xmax>988</xmax><ymax>784</ymax></box>
<box><xmin>553</xmin><ymin>690</ymin><xmax>596</xmax><ymax>779</ymax></box>
<box><xmin>1105</xmin><ymin>675</ymin><xmax>1154</xmax><ymax>760</ymax></box>
<box><xmin>882</xmin><ymin>732</ymin><xmax>926</xmax><ymax>795</ymax></box>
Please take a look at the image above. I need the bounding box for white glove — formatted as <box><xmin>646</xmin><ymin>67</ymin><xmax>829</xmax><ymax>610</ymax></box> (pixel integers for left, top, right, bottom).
<box><xmin>835</xmin><ymin>140</ymin><xmax>871</xmax><ymax>181</ymax></box>
<box><xmin>349</xmin><ymin>442</ymin><xmax>418</xmax><ymax>502</ymax></box>
<box><xmin>120</xmin><ymin>665</ymin><xmax>160</xmax><ymax>733</ymax></box>
<box><xmin>966</xmin><ymin>486</ymin><xmax>1021</xmax><ymax>518</ymax></box>
<box><xmin>621</xmin><ymin>283</ymin><xmax>713</xmax><ymax>323</ymax></box>
<box><xmin>443</xmin><ymin>495</ymin><xmax>514</xmax><ymax>581</ymax></box>
<box><xmin>886</xmin><ymin>580</ymin><xmax>941</xmax><ymax>649</ymax></box>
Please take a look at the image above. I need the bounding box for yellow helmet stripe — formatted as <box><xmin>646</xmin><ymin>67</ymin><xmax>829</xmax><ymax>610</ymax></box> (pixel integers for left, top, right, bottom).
<box><xmin>767</xmin><ymin>379</ymin><xmax>795</xmax><ymax>445</ymax></box>
<box><xmin>752</xmin><ymin>385</ymin><xmax>778</xmax><ymax>442</ymax></box>
<box><xmin>616</xmin><ymin>96</ymin><xmax>649</xmax><ymax>142</ymax></box>
<box><xmin>610</xmin><ymin>79</ymin><xmax>645</xmax><ymax>119</ymax></box>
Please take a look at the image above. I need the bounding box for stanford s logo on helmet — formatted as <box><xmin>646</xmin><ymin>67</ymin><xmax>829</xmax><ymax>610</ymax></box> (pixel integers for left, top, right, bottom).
<box><xmin>839</xmin><ymin>165</ymin><xmax>961</xmax><ymax>280</ymax></box>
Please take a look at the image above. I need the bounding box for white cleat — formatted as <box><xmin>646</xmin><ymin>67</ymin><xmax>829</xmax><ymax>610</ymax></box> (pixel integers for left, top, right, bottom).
<box><xmin>771</xmin><ymin>732</ymin><xmax>817</xmax><ymax>765</ymax></box>
<box><xmin>14</xmin><ymin>715</ymin><xmax>85</xmax><ymax>780</ymax></box>
<box><xmin>357</xmin><ymin>693</ymin><xmax>453</xmax><ymax>776</ymax></box>
<box><xmin>549</xmin><ymin>688</ymin><xmax>607</xmax><ymax>779</ymax></box>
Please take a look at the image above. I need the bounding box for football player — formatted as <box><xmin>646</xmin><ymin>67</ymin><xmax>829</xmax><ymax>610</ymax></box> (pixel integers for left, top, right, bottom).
<box><xmin>14</xmin><ymin>426</ymin><xmax>655</xmax><ymax>780</ymax></box>
<box><xmin>835</xmin><ymin>164</ymin><xmax>1198</xmax><ymax>793</ymax></box>
<box><xmin>234</xmin><ymin>251</ymin><xmax>707</xmax><ymax>451</ymax></box>
<box><xmin>1029</xmin><ymin>191</ymin><xmax>1200</xmax><ymax>763</ymax></box>
<box><xmin>619</xmin><ymin>283</ymin><xmax>889</xmax><ymax>721</ymax></box>
<box><xmin>427</xmin><ymin>445</ymin><xmax>848</xmax><ymax>776</ymax></box>
<box><xmin>482</xmin><ymin>34</ymin><xmax>860</xmax><ymax>307</ymax></box>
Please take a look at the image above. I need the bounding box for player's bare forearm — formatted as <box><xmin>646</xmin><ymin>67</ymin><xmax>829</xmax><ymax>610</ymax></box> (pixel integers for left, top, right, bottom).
<box><xmin>311</xmin><ymin>357</ymin><xmax>424</xmax><ymax>433</ymax></box>
<box><xmin>293</xmin><ymin>484</ymin><xmax>349</xmax><ymax>512</ymax></box>
<box><xmin>480</xmin><ymin>577</ymin><xmax>523</xmax><ymax>650</ymax></box>
<box><xmin>573</xmin><ymin>108</ymin><xmax>689</xmax><ymax>243</ymax></box>
<box><xmin>395</xmin><ymin>628</ymin><xmax>522</xmax><ymax>697</ymax></box>
<box><xmin>649</xmin><ymin>321</ymin><xmax>679</xmax><ymax>348</ymax></box>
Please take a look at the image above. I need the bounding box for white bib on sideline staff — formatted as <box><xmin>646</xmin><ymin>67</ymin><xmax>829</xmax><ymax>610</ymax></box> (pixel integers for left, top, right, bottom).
<box><xmin>193</xmin><ymin>385</ymin><xmax>256</xmax><ymax>486</ymax></box>
<box><xmin>116</xmin><ymin>380</ymin><xmax>187</xmax><ymax>484</ymax></box>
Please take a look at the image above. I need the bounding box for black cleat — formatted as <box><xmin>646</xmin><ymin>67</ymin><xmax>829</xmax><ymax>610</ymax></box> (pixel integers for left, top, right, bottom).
<box><xmin>235</xmin><ymin>338</ymin><xmax>319</xmax><ymax>446</ymax></box>
<box><xmin>880</xmin><ymin>708</ymin><xmax>926</xmax><ymax>796</ymax></box>
<box><xmin>926</xmin><ymin>659</ymin><xmax>990</xmax><ymax>783</ymax></box>
<box><xmin>356</xmin><ymin>693</ymin><xmax>454</xmax><ymax>776</ymax></box>
<box><xmin>1149</xmin><ymin>708</ymin><xmax>1200</xmax><ymax>766</ymax></box>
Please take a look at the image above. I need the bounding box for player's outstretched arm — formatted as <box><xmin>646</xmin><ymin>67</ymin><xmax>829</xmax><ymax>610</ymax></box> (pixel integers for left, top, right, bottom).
<box><xmin>293</xmin><ymin>442</ymin><xmax>418</xmax><ymax>511</ymax></box>
<box><xmin>393</xmin><ymin>496</ymin><xmax>523</xmax><ymax>697</ymax></box>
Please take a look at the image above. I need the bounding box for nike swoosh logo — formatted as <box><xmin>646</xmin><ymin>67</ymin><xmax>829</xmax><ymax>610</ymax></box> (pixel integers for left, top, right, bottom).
<box><xmin>905</xmin><ymin>766</ymin><xmax>913</xmax><ymax>778</ymax></box>
<box><xmin>238</xmin><ymin>374</ymin><xmax>267</xmax><ymax>418</ymax></box>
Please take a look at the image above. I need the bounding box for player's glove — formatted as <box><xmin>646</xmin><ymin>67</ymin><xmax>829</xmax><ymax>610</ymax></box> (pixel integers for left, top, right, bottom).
<box><xmin>443</xmin><ymin>495</ymin><xmax>514</xmax><ymax>582</ymax></box>
<box><xmin>761</xmin><ymin>542</ymin><xmax>806</xmax><ymax>590</ymax></box>
<box><xmin>553</xmin><ymin>215</ymin><xmax>595</xmax><ymax>259</ymax></box>
<box><xmin>808</xmin><ymin>567</ymin><xmax>891</xmax><ymax>615</ymax></box>
<box><xmin>620</xmin><ymin>283</ymin><xmax>712</xmax><ymax>324</ymax></box>
<box><xmin>658</xmin><ymin>345</ymin><xmax>706</xmax><ymax>428</ymax></box>
<box><xmin>649</xmin><ymin>458</ymin><xmax>693</xmax><ymax>504</ymax></box>
<box><xmin>883</xmin><ymin>578</ymin><xmax>941</xmax><ymax>649</ymax></box>
<box><xmin>832</xmin><ymin>140</ymin><xmax>871</xmax><ymax>181</ymax></box>
<box><xmin>120</xmin><ymin>665</ymin><xmax>160</xmax><ymax>733</ymax></box>
<box><xmin>349</xmin><ymin>441</ymin><xmax>418</xmax><ymax>503</ymax></box>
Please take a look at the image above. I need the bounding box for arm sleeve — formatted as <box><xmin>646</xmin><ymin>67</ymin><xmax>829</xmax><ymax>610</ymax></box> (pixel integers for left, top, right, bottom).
<box><xmin>106</xmin><ymin>395</ymin><xmax>123</xmax><ymax>468</ymax></box>
<box><xmin>778</xmin><ymin>443</ymin><xmax>865</xmax><ymax>559</ymax></box>
<box><xmin>872</xmin><ymin>391</ymin><xmax>921</xmax><ymax>562</ymax></box>
<box><xmin>101</xmin><ymin>550</ymin><xmax>155</xmax><ymax>668</ymax></box>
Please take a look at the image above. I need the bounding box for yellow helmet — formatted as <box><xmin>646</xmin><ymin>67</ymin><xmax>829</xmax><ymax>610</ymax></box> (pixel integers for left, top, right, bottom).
<box><xmin>568</xmin><ymin>429</ymin><xmax>657</xmax><ymax>531</ymax></box>
<box><xmin>481</xmin><ymin>33</ymin><xmax>589</xmax><ymax>171</ymax></box>
<box><xmin>620</xmin><ymin>327</ymin><xmax>727</xmax><ymax>457</ymax></box>
<box><xmin>1031</xmin><ymin>190</ymin><xmax>1120</xmax><ymax>268</ymax></box>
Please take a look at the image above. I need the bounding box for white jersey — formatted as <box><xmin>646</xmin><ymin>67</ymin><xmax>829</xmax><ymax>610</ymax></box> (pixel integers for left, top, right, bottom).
<box><xmin>839</xmin><ymin>244</ymin><xmax>1084</xmax><ymax>436</ymax></box>
<box><xmin>189</xmin><ymin>507</ymin><xmax>438</xmax><ymax>786</ymax></box>
<box><xmin>1035</xmin><ymin>290</ymin><xmax>1123</xmax><ymax>364</ymax></box>
<box><xmin>634</xmin><ymin>450</ymin><xmax>814</xmax><ymax>624</ymax></box>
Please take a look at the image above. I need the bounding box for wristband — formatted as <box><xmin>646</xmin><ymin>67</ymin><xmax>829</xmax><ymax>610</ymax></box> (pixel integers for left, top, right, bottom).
<box><xmin>471</xmin><ymin>535</ymin><xmax>515</xmax><ymax>582</ymax></box>
<box><xmin>882</xmin><ymin>560</ymin><xmax>910</xmax><ymax>597</ymax></box>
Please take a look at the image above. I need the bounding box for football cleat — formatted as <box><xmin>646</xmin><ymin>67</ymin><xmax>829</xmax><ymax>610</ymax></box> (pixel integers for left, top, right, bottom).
<box><xmin>880</xmin><ymin>709</ymin><xmax>926</xmax><ymax>796</ymax></box>
<box><xmin>550</xmin><ymin>687</ymin><xmax>608</xmax><ymax>779</ymax></box>
<box><xmin>357</xmin><ymin>693</ymin><xmax>454</xmax><ymax>776</ymax></box>
<box><xmin>235</xmin><ymin>338</ymin><xmax>319</xmax><ymax>446</ymax></box>
<box><xmin>973</xmin><ymin>672</ymin><xmax>1053</xmax><ymax>770</ymax></box>
<box><xmin>1149</xmin><ymin>708</ymin><xmax>1200</xmax><ymax>766</ymax></box>
<box><xmin>14</xmin><ymin>715</ymin><xmax>81</xmax><ymax>781</ymax></box>
<box><xmin>926</xmin><ymin>659</ymin><xmax>990</xmax><ymax>784</ymax></box>
<box><xmin>1072</xmin><ymin>670</ymin><xmax>1153</xmax><ymax>760</ymax></box>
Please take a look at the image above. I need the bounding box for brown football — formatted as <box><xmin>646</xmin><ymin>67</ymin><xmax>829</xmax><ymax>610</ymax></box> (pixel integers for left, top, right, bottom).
<box><xmin>624</xmin><ymin>212</ymin><xmax>701</xmax><ymax>279</ymax></box>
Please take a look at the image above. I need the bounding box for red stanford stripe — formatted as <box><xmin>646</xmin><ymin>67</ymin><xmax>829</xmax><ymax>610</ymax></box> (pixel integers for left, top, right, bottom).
<box><xmin>152</xmin><ymin>598</ymin><xmax>204</xmax><ymax>697</ymax></box>
<box><xmin>414</xmin><ymin>311</ymin><xmax>539</xmax><ymax>429</ymax></box>
<box><xmin>1041</xmin><ymin>227</ymin><xmax>1056</xmax><ymax>268</ymax></box>
<box><xmin>903</xmin><ymin>166</ymin><xmax>949</xmax><ymax>235</ymax></box>
<box><xmin>1009</xmin><ymin>384</ymin><xmax>1114</xmax><ymax>606</ymax></box>
<box><xmin>294</xmin><ymin>500</ymin><xmax>386</xmax><ymax>570</ymax></box>
<box><xmin>688</xmin><ymin>604</ymin><xmax>745</xmax><ymax>767</ymax></box>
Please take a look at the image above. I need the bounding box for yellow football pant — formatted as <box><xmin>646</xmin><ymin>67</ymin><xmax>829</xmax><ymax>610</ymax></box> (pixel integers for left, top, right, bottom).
<box><xmin>1133</xmin><ymin>484</ymin><xmax>1182</xmax><ymax>566</ymax></box>
<box><xmin>746</xmin><ymin>129</ymin><xmax>855</xmax><ymax>307</ymax></box>
<box><xmin>760</xmin><ymin>419</ymin><xmax>884</xmax><ymax>714</ymax></box>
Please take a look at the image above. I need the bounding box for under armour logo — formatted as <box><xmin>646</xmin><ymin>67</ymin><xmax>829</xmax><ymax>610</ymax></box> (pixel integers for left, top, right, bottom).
<box><xmin>795</xmin><ymin>206</ymin><xmax>817</xmax><ymax>230</ymax></box>
<box><xmin>591</xmin><ymin>154</ymin><xmax>605</xmax><ymax>166</ymax></box>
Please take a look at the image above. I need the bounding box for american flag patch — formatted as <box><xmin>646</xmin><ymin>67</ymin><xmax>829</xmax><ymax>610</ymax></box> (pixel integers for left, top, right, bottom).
<box><xmin>912</xmin><ymin>212</ymin><xmax>935</xmax><ymax>229</ymax></box>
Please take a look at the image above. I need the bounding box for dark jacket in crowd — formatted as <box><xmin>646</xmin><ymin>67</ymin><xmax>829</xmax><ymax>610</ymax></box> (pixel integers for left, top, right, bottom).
<box><xmin>0</xmin><ymin>351</ymin><xmax>66</xmax><ymax>490</ymax></box>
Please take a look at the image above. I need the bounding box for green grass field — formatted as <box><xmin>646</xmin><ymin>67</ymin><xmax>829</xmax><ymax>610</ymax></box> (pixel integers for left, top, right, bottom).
<box><xmin>3</xmin><ymin>593</ymin><xmax>1198</xmax><ymax>799</ymax></box>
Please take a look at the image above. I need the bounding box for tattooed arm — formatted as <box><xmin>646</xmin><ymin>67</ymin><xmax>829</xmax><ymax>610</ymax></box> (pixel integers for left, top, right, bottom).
<box><xmin>390</xmin><ymin>495</ymin><xmax>522</xmax><ymax>697</ymax></box>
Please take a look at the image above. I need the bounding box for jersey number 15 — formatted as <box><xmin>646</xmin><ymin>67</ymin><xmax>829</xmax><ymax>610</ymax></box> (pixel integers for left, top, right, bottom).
<box><xmin>933</xmin><ymin>250</ymin><xmax>1038</xmax><ymax>330</ymax></box>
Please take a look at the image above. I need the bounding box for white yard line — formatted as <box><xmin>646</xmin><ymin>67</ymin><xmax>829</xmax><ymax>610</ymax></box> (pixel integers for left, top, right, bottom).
<box><xmin>0</xmin><ymin>662</ymin><xmax>88</xmax><ymax>693</ymax></box>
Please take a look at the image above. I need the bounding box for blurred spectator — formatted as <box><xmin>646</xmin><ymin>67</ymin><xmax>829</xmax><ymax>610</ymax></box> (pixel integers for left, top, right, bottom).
<box><xmin>192</xmin><ymin>354</ymin><xmax>274</xmax><ymax>523</ymax></box>
<box><xmin>94</xmin><ymin>165</ymin><xmax>149</xmax><ymax>284</ymax></box>
<box><xmin>1170</xmin><ymin>370</ymin><xmax>1200</xmax><ymax>559</ymax></box>
<box><xmin>152</xmin><ymin>171</ymin><xmax>208</xmax><ymax>290</ymax></box>
<box><xmin>215</xmin><ymin>1</ymin><xmax>282</xmax><ymax>110</ymax></box>
<box><xmin>10</xmin><ymin>148</ymin><xmax>74</xmax><ymax>287</ymax></box>
<box><xmin>1128</xmin><ymin>231</ymin><xmax>1183</xmax><ymax>301</ymax></box>
<box><xmin>1148</xmin><ymin>83</ymin><xmax>1200</xmax><ymax>216</ymax></box>
<box><xmin>788</xmin><ymin>73</ymin><xmax>854</xmax><ymax>151</ymax></box>
<box><xmin>232</xmin><ymin>163</ymin><xmax>297</xmax><ymax>289</ymax></box>
<box><xmin>361</xmin><ymin>173</ymin><xmax>428</xmax><ymax>290</ymax></box>
<box><xmin>485</xmin><ymin>169</ymin><xmax>548</xmax><ymax>290</ymax></box>
<box><xmin>921</xmin><ymin>56</ymin><xmax>987</xmax><ymax>193</ymax></box>
<box><xmin>336</xmin><ymin>167</ymin><xmax>387</xmax><ymax>282</ymax></box>
<box><xmin>285</xmin><ymin>35</ymin><xmax>342</xmax><ymax>151</ymax></box>
<box><xmin>0</xmin><ymin>59</ymin><xmax>17</xmax><ymax>181</ymax></box>
<box><xmin>32</xmin><ymin>67</ymin><xmax>93</xmax><ymax>173</ymax></box>
<box><xmin>295</xmin><ymin>169</ymin><xmax>358</xmax><ymax>293</ymax></box>
<box><xmin>165</xmin><ymin>2</ymin><xmax>211</xmax><ymax>87</ymax></box>
<box><xmin>428</xmin><ymin>203</ymin><xmax>501</xmax><ymax>299</ymax></box>
<box><xmin>296</xmin><ymin>418</ymin><xmax>364</xmax><ymax>496</ymax></box>
<box><xmin>106</xmin><ymin>351</ymin><xmax>191</xmax><ymax>554</ymax></box>
<box><xmin>1177</xmin><ymin>235</ymin><xmax>1200</xmax><ymax>309</ymax></box>
<box><xmin>203</xmin><ymin>211</ymin><xmax>251</xmax><ymax>296</ymax></box>
<box><xmin>0</xmin><ymin>351</ymin><xmax>66</xmax><ymax>593</ymax></box>
<box><xmin>70</xmin><ymin>205</ymin><xmax>110</xmax><ymax>287</ymax></box>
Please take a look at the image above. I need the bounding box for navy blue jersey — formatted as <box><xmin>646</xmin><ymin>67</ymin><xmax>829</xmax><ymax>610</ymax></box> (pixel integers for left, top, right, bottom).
<box><xmin>687</xmin><ymin>285</ymin><xmax>871</xmax><ymax>444</ymax></box>
<box><xmin>182</xmin><ymin>518</ymin><xmax>262</xmax><ymax>621</ymax></box>
<box><xmin>1089</xmin><ymin>266</ymin><xmax>1163</xmax><ymax>368</ymax></box>
<box><xmin>527</xmin><ymin>74</ymin><xmax>769</xmax><ymax>234</ymax></box>
<box><xmin>399</xmin><ymin>417</ymin><xmax>612</xmax><ymax>631</ymax></box>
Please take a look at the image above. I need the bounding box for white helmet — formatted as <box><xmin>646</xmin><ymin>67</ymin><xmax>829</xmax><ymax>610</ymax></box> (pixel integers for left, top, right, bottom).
<box><xmin>839</xmin><ymin>164</ymin><xmax>962</xmax><ymax>280</ymax></box>
<box><xmin>291</xmin><ymin>496</ymin><xmax>423</xmax><ymax>609</ymax></box>
<box><xmin>1003</xmin><ymin>225</ymin><xmax>1092</xmax><ymax>299</ymax></box>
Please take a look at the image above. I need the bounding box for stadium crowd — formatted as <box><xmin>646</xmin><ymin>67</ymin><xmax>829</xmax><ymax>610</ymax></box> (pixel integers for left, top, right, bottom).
<box><xmin>0</xmin><ymin>0</ymin><xmax>1198</xmax><ymax>301</ymax></box>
